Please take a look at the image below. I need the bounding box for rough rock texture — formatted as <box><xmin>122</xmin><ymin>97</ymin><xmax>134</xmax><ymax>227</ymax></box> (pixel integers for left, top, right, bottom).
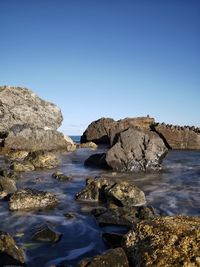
<box><xmin>0</xmin><ymin>177</ymin><xmax>17</xmax><ymax>199</ymax></box>
<box><xmin>123</xmin><ymin>216</ymin><xmax>200</xmax><ymax>267</ymax></box>
<box><xmin>94</xmin><ymin>206</ymin><xmax>155</xmax><ymax>226</ymax></box>
<box><xmin>106</xmin><ymin>128</ymin><xmax>168</xmax><ymax>172</ymax></box>
<box><xmin>77</xmin><ymin>248</ymin><xmax>129</xmax><ymax>267</ymax></box>
<box><xmin>9</xmin><ymin>188</ymin><xmax>58</xmax><ymax>211</ymax></box>
<box><xmin>81</xmin><ymin>118</ymin><xmax>115</xmax><ymax>144</ymax></box>
<box><xmin>4</xmin><ymin>126</ymin><xmax>72</xmax><ymax>152</ymax></box>
<box><xmin>11</xmin><ymin>161</ymin><xmax>35</xmax><ymax>172</ymax></box>
<box><xmin>154</xmin><ymin>123</ymin><xmax>200</xmax><ymax>150</ymax></box>
<box><xmin>52</xmin><ymin>171</ymin><xmax>72</xmax><ymax>181</ymax></box>
<box><xmin>78</xmin><ymin>142</ymin><xmax>98</xmax><ymax>149</ymax></box>
<box><xmin>0</xmin><ymin>86</ymin><xmax>62</xmax><ymax>131</ymax></box>
<box><xmin>0</xmin><ymin>231</ymin><xmax>25</xmax><ymax>265</ymax></box>
<box><xmin>76</xmin><ymin>177</ymin><xmax>145</xmax><ymax>206</ymax></box>
<box><xmin>31</xmin><ymin>224</ymin><xmax>62</xmax><ymax>243</ymax></box>
<box><xmin>28</xmin><ymin>151</ymin><xmax>59</xmax><ymax>169</ymax></box>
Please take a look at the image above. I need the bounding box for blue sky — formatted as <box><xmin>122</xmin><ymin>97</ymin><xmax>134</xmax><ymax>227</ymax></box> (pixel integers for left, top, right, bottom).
<box><xmin>0</xmin><ymin>0</ymin><xmax>199</xmax><ymax>134</ymax></box>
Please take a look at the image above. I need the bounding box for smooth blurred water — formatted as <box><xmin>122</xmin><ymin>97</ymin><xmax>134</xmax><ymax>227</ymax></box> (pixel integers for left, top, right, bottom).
<box><xmin>0</xmin><ymin>146</ymin><xmax>199</xmax><ymax>266</ymax></box>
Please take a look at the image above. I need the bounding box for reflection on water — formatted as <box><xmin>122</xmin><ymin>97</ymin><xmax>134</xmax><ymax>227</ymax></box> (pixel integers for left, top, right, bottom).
<box><xmin>0</xmin><ymin>149</ymin><xmax>200</xmax><ymax>266</ymax></box>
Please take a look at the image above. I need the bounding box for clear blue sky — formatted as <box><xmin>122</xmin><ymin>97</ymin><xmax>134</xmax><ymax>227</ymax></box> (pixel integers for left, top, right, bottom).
<box><xmin>0</xmin><ymin>0</ymin><xmax>199</xmax><ymax>134</ymax></box>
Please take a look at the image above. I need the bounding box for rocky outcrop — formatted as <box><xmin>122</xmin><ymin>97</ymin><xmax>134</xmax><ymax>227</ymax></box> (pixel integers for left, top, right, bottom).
<box><xmin>77</xmin><ymin>248</ymin><xmax>129</xmax><ymax>267</ymax></box>
<box><xmin>9</xmin><ymin>188</ymin><xmax>58</xmax><ymax>210</ymax></box>
<box><xmin>123</xmin><ymin>216</ymin><xmax>200</xmax><ymax>267</ymax></box>
<box><xmin>154</xmin><ymin>123</ymin><xmax>200</xmax><ymax>149</ymax></box>
<box><xmin>81</xmin><ymin>118</ymin><xmax>115</xmax><ymax>144</ymax></box>
<box><xmin>106</xmin><ymin>128</ymin><xmax>168</xmax><ymax>172</ymax></box>
<box><xmin>0</xmin><ymin>86</ymin><xmax>75</xmax><ymax>153</ymax></box>
<box><xmin>0</xmin><ymin>231</ymin><xmax>25</xmax><ymax>265</ymax></box>
<box><xmin>0</xmin><ymin>86</ymin><xmax>62</xmax><ymax>131</ymax></box>
<box><xmin>76</xmin><ymin>177</ymin><xmax>146</xmax><ymax>206</ymax></box>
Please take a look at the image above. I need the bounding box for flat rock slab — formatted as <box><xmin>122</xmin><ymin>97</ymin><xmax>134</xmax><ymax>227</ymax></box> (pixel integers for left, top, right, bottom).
<box><xmin>9</xmin><ymin>188</ymin><xmax>58</xmax><ymax>211</ymax></box>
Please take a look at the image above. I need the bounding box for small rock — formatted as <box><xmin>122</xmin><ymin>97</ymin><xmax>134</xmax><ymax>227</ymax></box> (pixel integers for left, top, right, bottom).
<box><xmin>29</xmin><ymin>152</ymin><xmax>59</xmax><ymax>169</ymax></box>
<box><xmin>64</xmin><ymin>212</ymin><xmax>77</xmax><ymax>220</ymax></box>
<box><xmin>0</xmin><ymin>230</ymin><xmax>25</xmax><ymax>265</ymax></box>
<box><xmin>31</xmin><ymin>224</ymin><xmax>62</xmax><ymax>243</ymax></box>
<box><xmin>52</xmin><ymin>171</ymin><xmax>72</xmax><ymax>181</ymax></box>
<box><xmin>77</xmin><ymin>247</ymin><xmax>129</xmax><ymax>267</ymax></box>
<box><xmin>7</xmin><ymin>151</ymin><xmax>29</xmax><ymax>161</ymax></box>
<box><xmin>78</xmin><ymin>142</ymin><xmax>98</xmax><ymax>149</ymax></box>
<box><xmin>0</xmin><ymin>176</ymin><xmax>17</xmax><ymax>199</ymax></box>
<box><xmin>9</xmin><ymin>188</ymin><xmax>58</xmax><ymax>211</ymax></box>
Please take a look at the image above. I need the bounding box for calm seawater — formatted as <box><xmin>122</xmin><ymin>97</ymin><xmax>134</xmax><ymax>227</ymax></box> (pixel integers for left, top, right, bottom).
<box><xmin>0</xmin><ymin>136</ymin><xmax>199</xmax><ymax>266</ymax></box>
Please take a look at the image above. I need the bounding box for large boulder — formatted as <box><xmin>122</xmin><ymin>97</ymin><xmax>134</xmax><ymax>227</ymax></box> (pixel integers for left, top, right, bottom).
<box><xmin>123</xmin><ymin>216</ymin><xmax>200</xmax><ymax>267</ymax></box>
<box><xmin>154</xmin><ymin>123</ymin><xmax>200</xmax><ymax>149</ymax></box>
<box><xmin>81</xmin><ymin>118</ymin><xmax>115</xmax><ymax>144</ymax></box>
<box><xmin>106</xmin><ymin>128</ymin><xmax>168</xmax><ymax>172</ymax></box>
<box><xmin>0</xmin><ymin>231</ymin><xmax>25</xmax><ymax>265</ymax></box>
<box><xmin>0</xmin><ymin>86</ymin><xmax>62</xmax><ymax>131</ymax></box>
<box><xmin>3</xmin><ymin>125</ymin><xmax>72</xmax><ymax>152</ymax></box>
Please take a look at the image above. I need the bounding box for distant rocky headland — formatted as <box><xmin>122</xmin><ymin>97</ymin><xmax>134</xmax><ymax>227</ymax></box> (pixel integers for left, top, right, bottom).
<box><xmin>0</xmin><ymin>86</ymin><xmax>199</xmax><ymax>267</ymax></box>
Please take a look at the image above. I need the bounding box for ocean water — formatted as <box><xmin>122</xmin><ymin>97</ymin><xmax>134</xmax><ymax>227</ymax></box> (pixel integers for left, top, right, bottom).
<box><xmin>0</xmin><ymin>144</ymin><xmax>199</xmax><ymax>266</ymax></box>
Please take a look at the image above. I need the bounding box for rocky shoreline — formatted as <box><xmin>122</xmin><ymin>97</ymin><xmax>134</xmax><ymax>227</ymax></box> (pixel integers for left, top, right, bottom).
<box><xmin>0</xmin><ymin>86</ymin><xmax>199</xmax><ymax>266</ymax></box>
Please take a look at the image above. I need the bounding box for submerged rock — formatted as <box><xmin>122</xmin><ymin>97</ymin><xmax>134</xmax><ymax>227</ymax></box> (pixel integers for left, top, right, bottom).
<box><xmin>31</xmin><ymin>224</ymin><xmax>62</xmax><ymax>243</ymax></box>
<box><xmin>123</xmin><ymin>215</ymin><xmax>200</xmax><ymax>267</ymax></box>
<box><xmin>52</xmin><ymin>171</ymin><xmax>72</xmax><ymax>181</ymax></box>
<box><xmin>77</xmin><ymin>247</ymin><xmax>129</xmax><ymax>267</ymax></box>
<box><xmin>76</xmin><ymin>177</ymin><xmax>146</xmax><ymax>206</ymax></box>
<box><xmin>106</xmin><ymin>128</ymin><xmax>168</xmax><ymax>172</ymax></box>
<box><xmin>0</xmin><ymin>231</ymin><xmax>25</xmax><ymax>265</ymax></box>
<box><xmin>0</xmin><ymin>86</ymin><xmax>62</xmax><ymax>131</ymax></box>
<box><xmin>9</xmin><ymin>188</ymin><xmax>58</xmax><ymax>211</ymax></box>
<box><xmin>0</xmin><ymin>176</ymin><xmax>17</xmax><ymax>199</ymax></box>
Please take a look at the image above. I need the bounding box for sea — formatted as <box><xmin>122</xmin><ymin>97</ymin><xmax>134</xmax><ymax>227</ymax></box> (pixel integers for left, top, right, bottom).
<box><xmin>0</xmin><ymin>136</ymin><xmax>199</xmax><ymax>266</ymax></box>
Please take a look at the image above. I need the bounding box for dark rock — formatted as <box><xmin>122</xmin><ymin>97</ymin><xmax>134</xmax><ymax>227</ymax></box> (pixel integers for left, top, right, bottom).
<box><xmin>76</xmin><ymin>177</ymin><xmax>146</xmax><ymax>207</ymax></box>
<box><xmin>95</xmin><ymin>206</ymin><xmax>155</xmax><ymax>226</ymax></box>
<box><xmin>81</xmin><ymin>118</ymin><xmax>115</xmax><ymax>144</ymax></box>
<box><xmin>0</xmin><ymin>176</ymin><xmax>17</xmax><ymax>199</ymax></box>
<box><xmin>76</xmin><ymin>248</ymin><xmax>129</xmax><ymax>267</ymax></box>
<box><xmin>106</xmin><ymin>128</ymin><xmax>168</xmax><ymax>172</ymax></box>
<box><xmin>64</xmin><ymin>212</ymin><xmax>77</xmax><ymax>220</ymax></box>
<box><xmin>0</xmin><ymin>231</ymin><xmax>25</xmax><ymax>265</ymax></box>
<box><xmin>52</xmin><ymin>171</ymin><xmax>72</xmax><ymax>181</ymax></box>
<box><xmin>123</xmin><ymin>215</ymin><xmax>200</xmax><ymax>267</ymax></box>
<box><xmin>31</xmin><ymin>224</ymin><xmax>62</xmax><ymax>243</ymax></box>
<box><xmin>0</xmin><ymin>168</ymin><xmax>21</xmax><ymax>180</ymax></box>
<box><xmin>102</xmin><ymin>232</ymin><xmax>124</xmax><ymax>248</ymax></box>
<box><xmin>0</xmin><ymin>86</ymin><xmax>62</xmax><ymax>131</ymax></box>
<box><xmin>9</xmin><ymin>188</ymin><xmax>58</xmax><ymax>211</ymax></box>
<box><xmin>84</xmin><ymin>153</ymin><xmax>110</xmax><ymax>169</ymax></box>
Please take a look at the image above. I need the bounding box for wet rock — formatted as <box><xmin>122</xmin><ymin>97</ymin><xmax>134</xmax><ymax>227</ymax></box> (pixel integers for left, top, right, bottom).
<box><xmin>76</xmin><ymin>178</ymin><xmax>146</xmax><ymax>207</ymax></box>
<box><xmin>105</xmin><ymin>181</ymin><xmax>146</xmax><ymax>207</ymax></box>
<box><xmin>6</xmin><ymin>150</ymin><xmax>29</xmax><ymax>161</ymax></box>
<box><xmin>4</xmin><ymin>126</ymin><xmax>71</xmax><ymax>152</ymax></box>
<box><xmin>78</xmin><ymin>142</ymin><xmax>98</xmax><ymax>149</ymax></box>
<box><xmin>11</xmin><ymin>161</ymin><xmax>35</xmax><ymax>172</ymax></box>
<box><xmin>0</xmin><ymin>177</ymin><xmax>17</xmax><ymax>199</ymax></box>
<box><xmin>0</xmin><ymin>168</ymin><xmax>21</xmax><ymax>180</ymax></box>
<box><xmin>95</xmin><ymin>206</ymin><xmax>155</xmax><ymax>226</ymax></box>
<box><xmin>29</xmin><ymin>151</ymin><xmax>59</xmax><ymax>169</ymax></box>
<box><xmin>31</xmin><ymin>224</ymin><xmax>62</xmax><ymax>243</ymax></box>
<box><xmin>77</xmin><ymin>247</ymin><xmax>129</xmax><ymax>267</ymax></box>
<box><xmin>0</xmin><ymin>86</ymin><xmax>62</xmax><ymax>131</ymax></box>
<box><xmin>9</xmin><ymin>188</ymin><xmax>58</xmax><ymax>211</ymax></box>
<box><xmin>84</xmin><ymin>153</ymin><xmax>110</xmax><ymax>169</ymax></box>
<box><xmin>123</xmin><ymin>215</ymin><xmax>200</xmax><ymax>267</ymax></box>
<box><xmin>52</xmin><ymin>171</ymin><xmax>72</xmax><ymax>181</ymax></box>
<box><xmin>0</xmin><ymin>231</ymin><xmax>25</xmax><ymax>265</ymax></box>
<box><xmin>102</xmin><ymin>232</ymin><xmax>124</xmax><ymax>248</ymax></box>
<box><xmin>106</xmin><ymin>128</ymin><xmax>168</xmax><ymax>172</ymax></box>
<box><xmin>81</xmin><ymin>118</ymin><xmax>115</xmax><ymax>144</ymax></box>
<box><xmin>64</xmin><ymin>212</ymin><xmax>77</xmax><ymax>220</ymax></box>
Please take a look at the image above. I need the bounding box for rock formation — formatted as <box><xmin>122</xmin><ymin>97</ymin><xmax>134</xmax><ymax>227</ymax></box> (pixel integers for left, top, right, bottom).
<box><xmin>0</xmin><ymin>86</ymin><xmax>74</xmax><ymax>153</ymax></box>
<box><xmin>123</xmin><ymin>215</ymin><xmax>200</xmax><ymax>267</ymax></box>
